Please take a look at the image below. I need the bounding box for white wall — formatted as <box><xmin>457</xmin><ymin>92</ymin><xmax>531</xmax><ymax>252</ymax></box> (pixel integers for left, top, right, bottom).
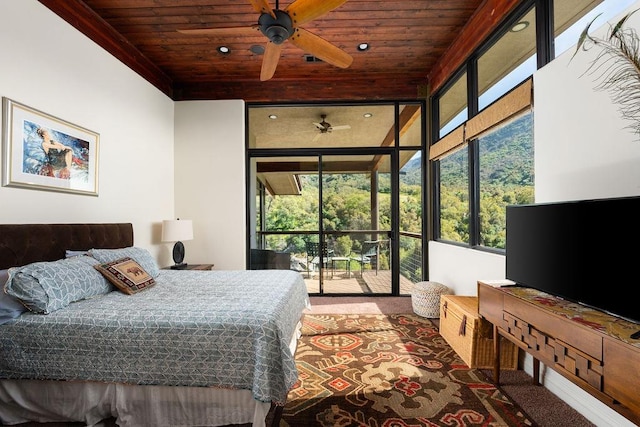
<box><xmin>0</xmin><ymin>1</ymin><xmax>175</xmax><ymax>265</ymax></box>
<box><xmin>174</xmin><ymin>101</ymin><xmax>246</xmax><ymax>270</ymax></box>
<box><xmin>429</xmin><ymin>3</ymin><xmax>640</xmax><ymax>425</ymax></box>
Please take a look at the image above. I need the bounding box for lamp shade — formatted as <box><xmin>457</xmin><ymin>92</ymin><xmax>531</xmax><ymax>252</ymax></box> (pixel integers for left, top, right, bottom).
<box><xmin>161</xmin><ymin>219</ymin><xmax>193</xmax><ymax>243</ymax></box>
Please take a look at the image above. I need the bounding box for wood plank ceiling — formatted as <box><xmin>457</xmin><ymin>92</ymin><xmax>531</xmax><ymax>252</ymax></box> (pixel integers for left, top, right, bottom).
<box><xmin>38</xmin><ymin>0</ymin><xmax>518</xmax><ymax>102</ymax></box>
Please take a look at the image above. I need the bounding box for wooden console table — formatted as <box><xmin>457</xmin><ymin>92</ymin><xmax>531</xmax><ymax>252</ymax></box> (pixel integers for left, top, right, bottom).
<box><xmin>478</xmin><ymin>280</ymin><xmax>640</xmax><ymax>425</ymax></box>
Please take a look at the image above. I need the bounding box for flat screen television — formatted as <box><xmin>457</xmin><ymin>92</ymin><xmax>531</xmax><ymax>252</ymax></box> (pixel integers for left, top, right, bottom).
<box><xmin>505</xmin><ymin>195</ymin><xmax>640</xmax><ymax>324</ymax></box>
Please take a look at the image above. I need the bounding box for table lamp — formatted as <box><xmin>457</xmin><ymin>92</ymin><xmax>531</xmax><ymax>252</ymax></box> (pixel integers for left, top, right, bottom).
<box><xmin>161</xmin><ymin>219</ymin><xmax>193</xmax><ymax>269</ymax></box>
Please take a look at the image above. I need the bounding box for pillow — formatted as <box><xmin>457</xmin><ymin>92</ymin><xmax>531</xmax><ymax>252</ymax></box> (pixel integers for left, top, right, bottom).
<box><xmin>0</xmin><ymin>269</ymin><xmax>27</xmax><ymax>324</ymax></box>
<box><xmin>89</xmin><ymin>247</ymin><xmax>160</xmax><ymax>278</ymax></box>
<box><xmin>94</xmin><ymin>257</ymin><xmax>156</xmax><ymax>295</ymax></box>
<box><xmin>5</xmin><ymin>256</ymin><xmax>113</xmax><ymax>314</ymax></box>
<box><xmin>65</xmin><ymin>249</ymin><xmax>88</xmax><ymax>258</ymax></box>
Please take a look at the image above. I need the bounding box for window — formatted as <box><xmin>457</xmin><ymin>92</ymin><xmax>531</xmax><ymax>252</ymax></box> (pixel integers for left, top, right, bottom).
<box><xmin>477</xmin><ymin>111</ymin><xmax>534</xmax><ymax>249</ymax></box>
<box><xmin>438</xmin><ymin>71</ymin><xmax>467</xmax><ymax>138</ymax></box>
<box><xmin>477</xmin><ymin>5</ymin><xmax>536</xmax><ymax>110</ymax></box>
<box><xmin>439</xmin><ymin>146</ymin><xmax>469</xmax><ymax>244</ymax></box>
<box><xmin>431</xmin><ymin>0</ymin><xmax>625</xmax><ymax>252</ymax></box>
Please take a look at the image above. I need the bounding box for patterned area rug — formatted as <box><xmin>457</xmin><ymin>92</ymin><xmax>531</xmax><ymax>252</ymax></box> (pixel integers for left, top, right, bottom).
<box><xmin>281</xmin><ymin>313</ymin><xmax>535</xmax><ymax>426</ymax></box>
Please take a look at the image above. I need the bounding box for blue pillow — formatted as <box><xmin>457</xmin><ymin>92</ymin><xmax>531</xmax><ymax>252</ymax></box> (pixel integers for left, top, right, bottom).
<box><xmin>65</xmin><ymin>249</ymin><xmax>88</xmax><ymax>258</ymax></box>
<box><xmin>5</xmin><ymin>256</ymin><xmax>113</xmax><ymax>314</ymax></box>
<box><xmin>89</xmin><ymin>247</ymin><xmax>160</xmax><ymax>278</ymax></box>
<box><xmin>0</xmin><ymin>269</ymin><xmax>27</xmax><ymax>324</ymax></box>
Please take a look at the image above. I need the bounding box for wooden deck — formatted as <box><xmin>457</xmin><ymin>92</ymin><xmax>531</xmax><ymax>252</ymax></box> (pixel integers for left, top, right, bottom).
<box><xmin>303</xmin><ymin>269</ymin><xmax>415</xmax><ymax>295</ymax></box>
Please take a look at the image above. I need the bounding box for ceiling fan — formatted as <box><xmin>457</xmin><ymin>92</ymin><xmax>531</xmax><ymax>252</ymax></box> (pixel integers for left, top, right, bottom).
<box><xmin>312</xmin><ymin>114</ymin><xmax>350</xmax><ymax>141</ymax></box>
<box><xmin>313</xmin><ymin>114</ymin><xmax>351</xmax><ymax>134</ymax></box>
<box><xmin>177</xmin><ymin>0</ymin><xmax>353</xmax><ymax>81</ymax></box>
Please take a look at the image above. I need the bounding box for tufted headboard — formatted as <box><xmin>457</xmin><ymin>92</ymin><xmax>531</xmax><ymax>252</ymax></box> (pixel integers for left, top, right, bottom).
<box><xmin>0</xmin><ymin>223</ymin><xmax>134</xmax><ymax>270</ymax></box>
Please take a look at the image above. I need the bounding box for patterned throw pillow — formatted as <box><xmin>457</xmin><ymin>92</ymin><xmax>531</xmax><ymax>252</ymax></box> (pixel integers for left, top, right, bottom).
<box><xmin>94</xmin><ymin>257</ymin><xmax>156</xmax><ymax>295</ymax></box>
<box><xmin>5</xmin><ymin>256</ymin><xmax>113</xmax><ymax>314</ymax></box>
<box><xmin>89</xmin><ymin>247</ymin><xmax>160</xmax><ymax>278</ymax></box>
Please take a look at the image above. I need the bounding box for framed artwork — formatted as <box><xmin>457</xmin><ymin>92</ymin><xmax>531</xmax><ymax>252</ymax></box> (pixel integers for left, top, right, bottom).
<box><xmin>1</xmin><ymin>97</ymin><xmax>99</xmax><ymax>196</ymax></box>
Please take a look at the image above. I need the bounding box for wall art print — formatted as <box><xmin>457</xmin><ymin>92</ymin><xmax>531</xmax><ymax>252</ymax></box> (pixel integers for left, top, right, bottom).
<box><xmin>2</xmin><ymin>97</ymin><xmax>99</xmax><ymax>196</ymax></box>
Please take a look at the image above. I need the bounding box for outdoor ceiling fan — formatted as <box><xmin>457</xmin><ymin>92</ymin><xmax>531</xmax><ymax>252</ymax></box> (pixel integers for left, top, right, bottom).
<box><xmin>177</xmin><ymin>0</ymin><xmax>353</xmax><ymax>81</ymax></box>
<box><xmin>313</xmin><ymin>114</ymin><xmax>350</xmax><ymax>134</ymax></box>
<box><xmin>312</xmin><ymin>114</ymin><xmax>350</xmax><ymax>141</ymax></box>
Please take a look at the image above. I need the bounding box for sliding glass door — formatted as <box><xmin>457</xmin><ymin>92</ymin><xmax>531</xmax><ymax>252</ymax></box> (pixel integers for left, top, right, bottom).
<box><xmin>246</xmin><ymin>102</ymin><xmax>424</xmax><ymax>296</ymax></box>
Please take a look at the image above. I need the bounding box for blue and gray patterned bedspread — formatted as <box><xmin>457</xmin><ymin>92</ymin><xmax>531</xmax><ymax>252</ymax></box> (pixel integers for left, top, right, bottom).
<box><xmin>0</xmin><ymin>269</ymin><xmax>310</xmax><ymax>404</ymax></box>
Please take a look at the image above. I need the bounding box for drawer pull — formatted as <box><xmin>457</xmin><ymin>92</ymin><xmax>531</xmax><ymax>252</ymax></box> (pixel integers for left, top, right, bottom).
<box><xmin>443</xmin><ymin>301</ymin><xmax>448</xmax><ymax>318</ymax></box>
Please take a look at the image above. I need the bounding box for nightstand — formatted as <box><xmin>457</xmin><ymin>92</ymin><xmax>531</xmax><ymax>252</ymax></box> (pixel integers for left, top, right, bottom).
<box><xmin>162</xmin><ymin>264</ymin><xmax>214</xmax><ymax>271</ymax></box>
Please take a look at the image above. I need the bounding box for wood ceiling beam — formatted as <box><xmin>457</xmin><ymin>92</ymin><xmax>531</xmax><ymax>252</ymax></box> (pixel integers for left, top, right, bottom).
<box><xmin>257</xmin><ymin>160</ymin><xmax>376</xmax><ymax>173</ymax></box>
<box><xmin>428</xmin><ymin>0</ymin><xmax>520</xmax><ymax>93</ymax></box>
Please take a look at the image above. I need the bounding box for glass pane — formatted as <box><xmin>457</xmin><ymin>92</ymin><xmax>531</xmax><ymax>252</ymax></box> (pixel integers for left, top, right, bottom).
<box><xmin>438</xmin><ymin>147</ymin><xmax>469</xmax><ymax>244</ymax></box>
<box><xmin>322</xmin><ymin>154</ymin><xmax>392</xmax><ymax>294</ymax></box>
<box><xmin>249</xmin><ymin>157</ymin><xmax>319</xmax><ymax>271</ymax></box>
<box><xmin>478</xmin><ymin>6</ymin><xmax>537</xmax><ymax>110</ymax></box>
<box><xmin>248</xmin><ymin>104</ymin><xmax>395</xmax><ymax>149</ymax></box>
<box><xmin>399</xmin><ymin>103</ymin><xmax>422</xmax><ymax>147</ymax></box>
<box><xmin>478</xmin><ymin>112</ymin><xmax>534</xmax><ymax>249</ymax></box>
<box><xmin>554</xmin><ymin>0</ymin><xmax>636</xmax><ymax>58</ymax></box>
<box><xmin>399</xmin><ymin>150</ymin><xmax>423</xmax><ymax>292</ymax></box>
<box><xmin>438</xmin><ymin>71</ymin><xmax>467</xmax><ymax>138</ymax></box>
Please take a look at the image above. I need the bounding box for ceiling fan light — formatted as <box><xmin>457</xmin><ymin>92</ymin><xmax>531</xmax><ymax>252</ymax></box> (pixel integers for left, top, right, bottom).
<box><xmin>259</xmin><ymin>10</ymin><xmax>293</xmax><ymax>45</ymax></box>
<box><xmin>266</xmin><ymin>25</ymin><xmax>291</xmax><ymax>44</ymax></box>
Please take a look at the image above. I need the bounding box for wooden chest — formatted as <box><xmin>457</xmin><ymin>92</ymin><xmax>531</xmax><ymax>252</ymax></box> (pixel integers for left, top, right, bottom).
<box><xmin>439</xmin><ymin>295</ymin><xmax>518</xmax><ymax>370</ymax></box>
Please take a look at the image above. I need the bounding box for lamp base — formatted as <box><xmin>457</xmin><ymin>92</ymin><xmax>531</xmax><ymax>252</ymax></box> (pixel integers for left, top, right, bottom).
<box><xmin>170</xmin><ymin>263</ymin><xmax>188</xmax><ymax>270</ymax></box>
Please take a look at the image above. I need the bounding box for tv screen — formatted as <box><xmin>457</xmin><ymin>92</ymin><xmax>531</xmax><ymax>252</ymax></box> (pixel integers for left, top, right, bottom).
<box><xmin>505</xmin><ymin>196</ymin><xmax>640</xmax><ymax>324</ymax></box>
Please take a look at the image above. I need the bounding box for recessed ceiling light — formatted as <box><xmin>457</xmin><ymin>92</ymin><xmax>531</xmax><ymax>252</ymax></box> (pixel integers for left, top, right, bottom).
<box><xmin>268</xmin><ymin>114</ymin><xmax>278</xmax><ymax>120</ymax></box>
<box><xmin>357</xmin><ymin>43</ymin><xmax>370</xmax><ymax>51</ymax></box>
<box><xmin>363</xmin><ymin>112</ymin><xmax>373</xmax><ymax>118</ymax></box>
<box><xmin>217</xmin><ymin>46</ymin><xmax>230</xmax><ymax>54</ymax></box>
<box><xmin>510</xmin><ymin>21</ymin><xmax>529</xmax><ymax>32</ymax></box>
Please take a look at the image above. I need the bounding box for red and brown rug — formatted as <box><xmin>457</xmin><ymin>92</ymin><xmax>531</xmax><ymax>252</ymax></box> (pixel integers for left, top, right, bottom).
<box><xmin>281</xmin><ymin>313</ymin><xmax>535</xmax><ymax>426</ymax></box>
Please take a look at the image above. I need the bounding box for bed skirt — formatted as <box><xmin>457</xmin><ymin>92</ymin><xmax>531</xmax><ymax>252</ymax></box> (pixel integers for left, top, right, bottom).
<box><xmin>0</xmin><ymin>380</ymin><xmax>272</xmax><ymax>426</ymax></box>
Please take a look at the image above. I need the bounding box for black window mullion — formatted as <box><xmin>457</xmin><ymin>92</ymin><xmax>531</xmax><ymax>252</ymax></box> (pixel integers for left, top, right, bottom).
<box><xmin>536</xmin><ymin>0</ymin><xmax>554</xmax><ymax>67</ymax></box>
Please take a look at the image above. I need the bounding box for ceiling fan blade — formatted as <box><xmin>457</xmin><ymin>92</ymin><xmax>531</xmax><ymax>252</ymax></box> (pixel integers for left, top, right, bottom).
<box><xmin>261</xmin><ymin>42</ymin><xmax>284</xmax><ymax>81</ymax></box>
<box><xmin>313</xmin><ymin>122</ymin><xmax>326</xmax><ymax>130</ymax></box>
<box><xmin>249</xmin><ymin>0</ymin><xmax>276</xmax><ymax>17</ymax></box>
<box><xmin>285</xmin><ymin>0</ymin><xmax>348</xmax><ymax>27</ymax></box>
<box><xmin>289</xmin><ymin>27</ymin><xmax>353</xmax><ymax>69</ymax></box>
<box><xmin>331</xmin><ymin>125</ymin><xmax>351</xmax><ymax>131</ymax></box>
<box><xmin>177</xmin><ymin>25</ymin><xmax>260</xmax><ymax>36</ymax></box>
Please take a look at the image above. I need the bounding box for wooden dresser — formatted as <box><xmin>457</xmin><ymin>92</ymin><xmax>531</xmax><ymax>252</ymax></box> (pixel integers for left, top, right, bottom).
<box><xmin>478</xmin><ymin>280</ymin><xmax>640</xmax><ymax>425</ymax></box>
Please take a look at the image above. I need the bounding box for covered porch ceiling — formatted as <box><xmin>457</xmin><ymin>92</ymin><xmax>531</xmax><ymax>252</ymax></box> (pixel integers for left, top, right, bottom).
<box><xmin>250</xmin><ymin>103</ymin><xmax>422</xmax><ymax>195</ymax></box>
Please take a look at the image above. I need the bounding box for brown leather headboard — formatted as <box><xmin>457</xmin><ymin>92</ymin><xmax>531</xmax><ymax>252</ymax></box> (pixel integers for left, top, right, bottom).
<box><xmin>0</xmin><ymin>223</ymin><xmax>134</xmax><ymax>270</ymax></box>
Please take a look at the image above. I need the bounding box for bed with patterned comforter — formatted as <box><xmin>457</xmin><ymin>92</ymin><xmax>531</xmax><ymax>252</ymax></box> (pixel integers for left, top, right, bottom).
<box><xmin>1</xmin><ymin>269</ymin><xmax>308</xmax><ymax>404</ymax></box>
<box><xmin>0</xmin><ymin>224</ymin><xmax>310</xmax><ymax>427</ymax></box>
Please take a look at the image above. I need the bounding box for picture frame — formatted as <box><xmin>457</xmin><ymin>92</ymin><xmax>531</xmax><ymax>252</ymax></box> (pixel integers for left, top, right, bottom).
<box><xmin>1</xmin><ymin>97</ymin><xmax>99</xmax><ymax>196</ymax></box>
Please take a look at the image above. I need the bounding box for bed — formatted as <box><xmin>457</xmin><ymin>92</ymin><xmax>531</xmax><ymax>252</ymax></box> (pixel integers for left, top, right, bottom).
<box><xmin>0</xmin><ymin>223</ymin><xmax>310</xmax><ymax>427</ymax></box>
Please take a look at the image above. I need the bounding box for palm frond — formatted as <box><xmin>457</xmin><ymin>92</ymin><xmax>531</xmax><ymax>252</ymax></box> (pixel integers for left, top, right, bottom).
<box><xmin>572</xmin><ymin>8</ymin><xmax>640</xmax><ymax>140</ymax></box>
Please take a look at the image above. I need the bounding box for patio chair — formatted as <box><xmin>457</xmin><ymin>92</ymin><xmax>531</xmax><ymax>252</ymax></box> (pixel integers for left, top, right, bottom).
<box><xmin>305</xmin><ymin>241</ymin><xmax>333</xmax><ymax>278</ymax></box>
<box><xmin>351</xmin><ymin>240</ymin><xmax>380</xmax><ymax>277</ymax></box>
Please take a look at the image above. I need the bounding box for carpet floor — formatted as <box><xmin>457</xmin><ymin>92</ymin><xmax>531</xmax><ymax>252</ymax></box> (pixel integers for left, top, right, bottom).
<box><xmin>281</xmin><ymin>312</ymin><xmax>536</xmax><ymax>426</ymax></box>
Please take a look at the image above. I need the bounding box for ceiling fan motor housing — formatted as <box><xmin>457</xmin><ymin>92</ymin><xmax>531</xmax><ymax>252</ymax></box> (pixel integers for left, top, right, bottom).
<box><xmin>259</xmin><ymin>10</ymin><xmax>293</xmax><ymax>44</ymax></box>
